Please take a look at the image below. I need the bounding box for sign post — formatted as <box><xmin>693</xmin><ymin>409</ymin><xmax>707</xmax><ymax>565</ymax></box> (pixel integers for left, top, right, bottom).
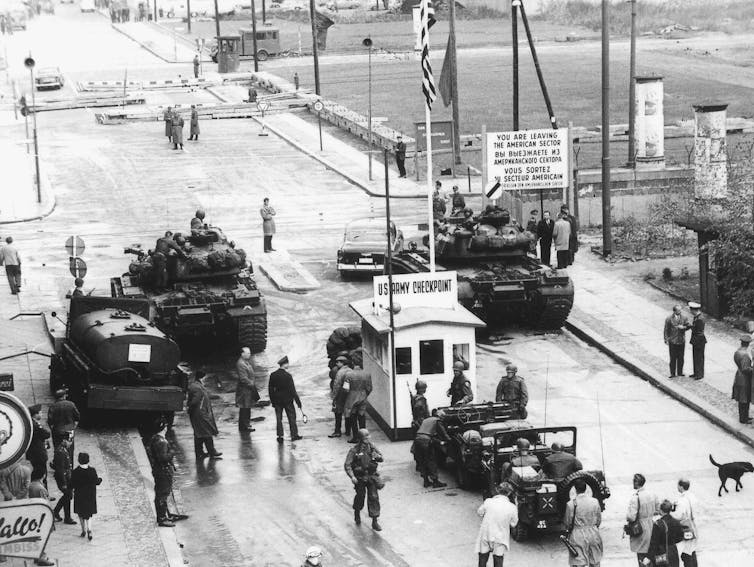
<box><xmin>256</xmin><ymin>100</ymin><xmax>270</xmax><ymax>136</ymax></box>
<box><xmin>313</xmin><ymin>100</ymin><xmax>324</xmax><ymax>151</ymax></box>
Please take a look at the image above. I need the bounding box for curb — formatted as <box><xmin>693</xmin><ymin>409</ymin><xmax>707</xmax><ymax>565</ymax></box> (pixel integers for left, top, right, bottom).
<box><xmin>128</xmin><ymin>430</ymin><xmax>186</xmax><ymax>567</ymax></box>
<box><xmin>564</xmin><ymin>316</ymin><xmax>754</xmax><ymax>450</ymax></box>
<box><xmin>0</xmin><ymin>169</ymin><xmax>57</xmax><ymax>225</ymax></box>
<box><xmin>110</xmin><ymin>23</ymin><xmax>179</xmax><ymax>64</ymax></box>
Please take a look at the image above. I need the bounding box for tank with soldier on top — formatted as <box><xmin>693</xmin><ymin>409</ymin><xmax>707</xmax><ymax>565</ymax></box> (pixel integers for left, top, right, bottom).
<box><xmin>110</xmin><ymin>210</ymin><xmax>267</xmax><ymax>353</ymax></box>
<box><xmin>392</xmin><ymin>204</ymin><xmax>574</xmax><ymax>329</ymax></box>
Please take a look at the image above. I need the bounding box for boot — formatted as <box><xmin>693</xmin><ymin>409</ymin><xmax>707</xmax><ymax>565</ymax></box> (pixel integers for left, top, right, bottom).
<box><xmin>423</xmin><ymin>477</ymin><xmax>432</xmax><ymax>488</ymax></box>
<box><xmin>353</xmin><ymin>511</ymin><xmax>361</xmax><ymax>525</ymax></box>
<box><xmin>371</xmin><ymin>518</ymin><xmax>382</xmax><ymax>531</ymax></box>
<box><xmin>432</xmin><ymin>479</ymin><xmax>447</xmax><ymax>488</ymax></box>
<box><xmin>158</xmin><ymin>518</ymin><xmax>175</xmax><ymax>527</ymax></box>
<box><xmin>328</xmin><ymin>431</ymin><xmax>341</xmax><ymax>438</ymax></box>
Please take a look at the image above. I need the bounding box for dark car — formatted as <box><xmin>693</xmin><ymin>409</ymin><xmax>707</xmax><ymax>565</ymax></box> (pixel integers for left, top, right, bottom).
<box><xmin>337</xmin><ymin>218</ymin><xmax>404</xmax><ymax>276</ymax></box>
<box><xmin>35</xmin><ymin>67</ymin><xmax>65</xmax><ymax>90</ymax></box>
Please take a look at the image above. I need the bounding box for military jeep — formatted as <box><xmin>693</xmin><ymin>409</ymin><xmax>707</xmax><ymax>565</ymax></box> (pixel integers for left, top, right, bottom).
<box><xmin>481</xmin><ymin>425</ymin><xmax>610</xmax><ymax>541</ymax></box>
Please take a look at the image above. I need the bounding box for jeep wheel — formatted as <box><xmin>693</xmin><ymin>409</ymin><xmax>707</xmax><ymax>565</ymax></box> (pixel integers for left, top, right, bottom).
<box><xmin>511</xmin><ymin>521</ymin><xmax>529</xmax><ymax>542</ymax></box>
<box><xmin>558</xmin><ymin>471</ymin><xmax>607</xmax><ymax>511</ymax></box>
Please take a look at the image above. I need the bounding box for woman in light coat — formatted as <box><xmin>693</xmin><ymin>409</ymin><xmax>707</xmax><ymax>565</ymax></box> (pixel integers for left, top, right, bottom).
<box><xmin>671</xmin><ymin>478</ymin><xmax>699</xmax><ymax>567</ymax></box>
<box><xmin>626</xmin><ymin>473</ymin><xmax>660</xmax><ymax>565</ymax></box>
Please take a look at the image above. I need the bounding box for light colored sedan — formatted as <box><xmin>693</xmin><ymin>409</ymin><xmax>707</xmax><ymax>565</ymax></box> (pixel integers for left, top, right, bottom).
<box><xmin>337</xmin><ymin>218</ymin><xmax>404</xmax><ymax>276</ymax></box>
<box><xmin>35</xmin><ymin>67</ymin><xmax>65</xmax><ymax>90</ymax></box>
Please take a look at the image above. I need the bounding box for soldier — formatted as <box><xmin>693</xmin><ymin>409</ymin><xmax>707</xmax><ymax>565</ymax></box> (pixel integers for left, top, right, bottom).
<box><xmin>395</xmin><ymin>134</ymin><xmax>406</xmax><ymax>178</ymax></box>
<box><xmin>153</xmin><ymin>231</ymin><xmax>188</xmax><ymax>288</ymax></box>
<box><xmin>163</xmin><ymin>106</ymin><xmax>173</xmax><ymax>142</ymax></box>
<box><xmin>48</xmin><ymin>388</ymin><xmax>79</xmax><ymax>458</ymax></box>
<box><xmin>171</xmin><ymin>111</ymin><xmax>185</xmax><ymax>150</ymax></box>
<box><xmin>495</xmin><ymin>364</ymin><xmax>529</xmax><ymax>419</ymax></box>
<box><xmin>146</xmin><ymin>420</ymin><xmax>177</xmax><ymax>527</ymax></box>
<box><xmin>52</xmin><ymin>436</ymin><xmax>76</xmax><ymax>524</ymax></box>
<box><xmin>248</xmin><ymin>84</ymin><xmax>258</xmax><ymax>103</ymax></box>
<box><xmin>542</xmin><ymin>442</ymin><xmax>582</xmax><ymax>479</ymax></box>
<box><xmin>412</xmin><ymin>412</ymin><xmax>449</xmax><ymax>488</ymax></box>
<box><xmin>410</xmin><ymin>380</ymin><xmax>430</xmax><ymax>431</ymax></box>
<box><xmin>188</xmin><ymin>105</ymin><xmax>200</xmax><ymax>141</ymax></box>
<box><xmin>733</xmin><ymin>335</ymin><xmax>754</xmax><ymax>424</ymax></box>
<box><xmin>190</xmin><ymin>209</ymin><xmax>206</xmax><ymax>234</ymax></box>
<box><xmin>688</xmin><ymin>301</ymin><xmax>706</xmax><ymax>380</ymax></box>
<box><xmin>193</xmin><ymin>54</ymin><xmax>200</xmax><ymax>79</ymax></box>
<box><xmin>329</xmin><ymin>355</ymin><xmax>351</xmax><ymax>438</ymax></box>
<box><xmin>502</xmin><ymin>438</ymin><xmax>542</xmax><ymax>481</ymax></box>
<box><xmin>447</xmin><ymin>361</ymin><xmax>473</xmax><ymax>406</ymax></box>
<box><xmin>432</xmin><ymin>182</ymin><xmax>446</xmax><ymax>220</ymax></box>
<box><xmin>344</xmin><ymin>429</ymin><xmax>384</xmax><ymax>531</ymax></box>
<box><xmin>71</xmin><ymin>277</ymin><xmax>85</xmax><ymax>297</ymax></box>
<box><xmin>235</xmin><ymin>347</ymin><xmax>259</xmax><ymax>432</ymax></box>
<box><xmin>449</xmin><ymin>185</ymin><xmax>466</xmax><ymax>216</ymax></box>
<box><xmin>344</xmin><ymin>360</ymin><xmax>373</xmax><ymax>443</ymax></box>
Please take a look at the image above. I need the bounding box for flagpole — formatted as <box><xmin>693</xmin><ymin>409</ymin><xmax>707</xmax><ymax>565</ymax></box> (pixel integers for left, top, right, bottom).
<box><xmin>426</xmin><ymin>105</ymin><xmax>435</xmax><ymax>272</ymax></box>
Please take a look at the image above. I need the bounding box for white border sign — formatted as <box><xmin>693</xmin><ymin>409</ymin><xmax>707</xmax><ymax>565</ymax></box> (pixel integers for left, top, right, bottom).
<box><xmin>486</xmin><ymin>127</ymin><xmax>569</xmax><ymax>191</ymax></box>
<box><xmin>373</xmin><ymin>272</ymin><xmax>458</xmax><ymax>313</ymax></box>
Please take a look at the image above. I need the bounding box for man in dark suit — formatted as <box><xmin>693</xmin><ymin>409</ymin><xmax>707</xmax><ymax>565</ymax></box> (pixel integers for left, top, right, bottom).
<box><xmin>537</xmin><ymin>210</ymin><xmax>554</xmax><ymax>266</ymax></box>
<box><xmin>688</xmin><ymin>301</ymin><xmax>706</xmax><ymax>380</ymax></box>
<box><xmin>268</xmin><ymin>356</ymin><xmax>303</xmax><ymax>443</ymax></box>
<box><xmin>560</xmin><ymin>204</ymin><xmax>579</xmax><ymax>265</ymax></box>
<box><xmin>395</xmin><ymin>135</ymin><xmax>407</xmax><ymax>178</ymax></box>
<box><xmin>664</xmin><ymin>305</ymin><xmax>690</xmax><ymax>378</ymax></box>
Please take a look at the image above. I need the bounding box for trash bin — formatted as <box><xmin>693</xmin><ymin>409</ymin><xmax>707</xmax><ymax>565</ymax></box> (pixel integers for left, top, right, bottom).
<box><xmin>217</xmin><ymin>35</ymin><xmax>240</xmax><ymax>74</ymax></box>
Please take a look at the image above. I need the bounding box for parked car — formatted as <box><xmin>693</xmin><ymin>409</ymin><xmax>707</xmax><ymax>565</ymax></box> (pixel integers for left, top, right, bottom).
<box><xmin>80</xmin><ymin>0</ymin><xmax>95</xmax><ymax>12</ymax></box>
<box><xmin>8</xmin><ymin>10</ymin><xmax>28</xmax><ymax>30</ymax></box>
<box><xmin>35</xmin><ymin>67</ymin><xmax>65</xmax><ymax>90</ymax></box>
<box><xmin>337</xmin><ymin>218</ymin><xmax>404</xmax><ymax>276</ymax></box>
<box><xmin>41</xmin><ymin>0</ymin><xmax>55</xmax><ymax>13</ymax></box>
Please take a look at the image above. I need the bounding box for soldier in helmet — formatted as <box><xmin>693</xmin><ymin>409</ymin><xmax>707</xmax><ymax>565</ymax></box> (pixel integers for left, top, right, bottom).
<box><xmin>145</xmin><ymin>419</ymin><xmax>182</xmax><ymax>527</ymax></box>
<box><xmin>71</xmin><ymin>277</ymin><xmax>85</xmax><ymax>297</ymax></box>
<box><xmin>411</xmin><ymin>380</ymin><xmax>429</xmax><ymax>431</ymax></box>
<box><xmin>344</xmin><ymin>429</ymin><xmax>384</xmax><ymax>531</ymax></box>
<box><xmin>329</xmin><ymin>354</ymin><xmax>351</xmax><ymax>438</ymax></box>
<box><xmin>447</xmin><ymin>361</ymin><xmax>473</xmax><ymax>406</ymax></box>
<box><xmin>190</xmin><ymin>209</ymin><xmax>206</xmax><ymax>234</ymax></box>
<box><xmin>153</xmin><ymin>231</ymin><xmax>188</xmax><ymax>288</ymax></box>
<box><xmin>495</xmin><ymin>364</ymin><xmax>529</xmax><ymax>419</ymax></box>
<box><xmin>412</xmin><ymin>410</ymin><xmax>449</xmax><ymax>488</ymax></box>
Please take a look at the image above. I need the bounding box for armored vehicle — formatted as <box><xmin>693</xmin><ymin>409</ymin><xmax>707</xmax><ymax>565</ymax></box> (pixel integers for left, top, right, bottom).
<box><xmin>49</xmin><ymin>296</ymin><xmax>188</xmax><ymax>415</ymax></box>
<box><xmin>391</xmin><ymin>208</ymin><xmax>574</xmax><ymax>329</ymax></box>
<box><xmin>482</xmin><ymin>424</ymin><xmax>610</xmax><ymax>541</ymax></box>
<box><xmin>110</xmin><ymin>225</ymin><xmax>267</xmax><ymax>353</ymax></box>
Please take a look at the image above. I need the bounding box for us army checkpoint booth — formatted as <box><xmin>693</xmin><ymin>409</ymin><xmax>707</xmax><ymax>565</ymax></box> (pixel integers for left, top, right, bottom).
<box><xmin>349</xmin><ymin>271</ymin><xmax>485</xmax><ymax>441</ymax></box>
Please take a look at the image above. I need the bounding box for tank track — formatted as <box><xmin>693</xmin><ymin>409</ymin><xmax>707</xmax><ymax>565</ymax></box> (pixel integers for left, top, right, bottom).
<box><xmin>529</xmin><ymin>293</ymin><xmax>574</xmax><ymax>330</ymax></box>
<box><xmin>238</xmin><ymin>314</ymin><xmax>267</xmax><ymax>354</ymax></box>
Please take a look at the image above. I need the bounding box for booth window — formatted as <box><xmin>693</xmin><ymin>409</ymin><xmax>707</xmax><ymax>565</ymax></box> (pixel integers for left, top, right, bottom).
<box><xmin>453</xmin><ymin>343</ymin><xmax>470</xmax><ymax>370</ymax></box>
<box><xmin>419</xmin><ymin>340</ymin><xmax>444</xmax><ymax>375</ymax></box>
<box><xmin>395</xmin><ymin>347</ymin><xmax>412</xmax><ymax>375</ymax></box>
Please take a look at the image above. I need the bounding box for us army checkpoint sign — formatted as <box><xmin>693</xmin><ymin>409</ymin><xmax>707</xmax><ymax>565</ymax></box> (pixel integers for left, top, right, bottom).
<box><xmin>486</xmin><ymin>127</ymin><xmax>569</xmax><ymax>191</ymax></box>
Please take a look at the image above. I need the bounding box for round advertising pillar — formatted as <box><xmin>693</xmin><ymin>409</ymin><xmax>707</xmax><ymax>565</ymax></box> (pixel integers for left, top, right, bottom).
<box><xmin>693</xmin><ymin>103</ymin><xmax>728</xmax><ymax>200</ymax></box>
<box><xmin>633</xmin><ymin>76</ymin><xmax>665</xmax><ymax>169</ymax></box>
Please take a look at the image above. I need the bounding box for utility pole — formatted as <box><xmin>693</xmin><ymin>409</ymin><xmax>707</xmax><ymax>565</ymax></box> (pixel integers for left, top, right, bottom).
<box><xmin>448</xmin><ymin>0</ymin><xmax>461</xmax><ymax>164</ymax></box>
<box><xmin>601</xmin><ymin>0</ymin><xmax>612</xmax><ymax>256</ymax></box>
<box><xmin>213</xmin><ymin>0</ymin><xmax>221</xmax><ymax>43</ymax></box>
<box><xmin>187</xmin><ymin>0</ymin><xmax>192</xmax><ymax>33</ymax></box>
<box><xmin>364</xmin><ymin>38</ymin><xmax>373</xmax><ymax>180</ymax></box>
<box><xmin>250</xmin><ymin>0</ymin><xmax>259</xmax><ymax>72</ymax></box>
<box><xmin>309</xmin><ymin>0</ymin><xmax>321</xmax><ymax>95</ymax></box>
<box><xmin>627</xmin><ymin>0</ymin><xmax>637</xmax><ymax>167</ymax></box>
<box><xmin>261</xmin><ymin>0</ymin><xmax>266</xmax><ymax>24</ymax></box>
<box><xmin>511</xmin><ymin>0</ymin><xmax>519</xmax><ymax>130</ymax></box>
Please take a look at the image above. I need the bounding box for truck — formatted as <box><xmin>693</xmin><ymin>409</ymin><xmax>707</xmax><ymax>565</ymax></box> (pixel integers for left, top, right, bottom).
<box><xmin>110</xmin><ymin>225</ymin><xmax>267</xmax><ymax>353</ymax></box>
<box><xmin>391</xmin><ymin>208</ymin><xmax>574</xmax><ymax>329</ymax></box>
<box><xmin>49</xmin><ymin>296</ymin><xmax>188</xmax><ymax>417</ymax></box>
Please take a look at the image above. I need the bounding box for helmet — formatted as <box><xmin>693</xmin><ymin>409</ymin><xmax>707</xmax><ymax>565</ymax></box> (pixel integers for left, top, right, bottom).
<box><xmin>415</xmin><ymin>380</ymin><xmax>427</xmax><ymax>392</ymax></box>
<box><xmin>305</xmin><ymin>546</ymin><xmax>323</xmax><ymax>565</ymax></box>
<box><xmin>453</xmin><ymin>361</ymin><xmax>465</xmax><ymax>371</ymax></box>
<box><xmin>195</xmin><ymin>209</ymin><xmax>205</xmax><ymax>219</ymax></box>
<box><xmin>505</xmin><ymin>363</ymin><xmax>517</xmax><ymax>373</ymax></box>
<box><xmin>74</xmin><ymin>277</ymin><xmax>84</xmax><ymax>287</ymax></box>
<box><xmin>516</xmin><ymin>438</ymin><xmax>530</xmax><ymax>451</ymax></box>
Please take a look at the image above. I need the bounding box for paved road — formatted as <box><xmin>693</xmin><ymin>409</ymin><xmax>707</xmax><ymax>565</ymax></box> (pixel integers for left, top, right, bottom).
<box><xmin>2</xmin><ymin>8</ymin><xmax>754</xmax><ymax>567</ymax></box>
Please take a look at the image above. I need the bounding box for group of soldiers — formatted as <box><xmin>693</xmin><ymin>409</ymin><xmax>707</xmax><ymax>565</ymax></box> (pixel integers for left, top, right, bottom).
<box><xmin>163</xmin><ymin>105</ymin><xmax>200</xmax><ymax>150</ymax></box>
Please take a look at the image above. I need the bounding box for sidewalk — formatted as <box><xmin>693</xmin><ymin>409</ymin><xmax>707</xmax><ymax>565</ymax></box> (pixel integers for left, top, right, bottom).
<box><xmin>111</xmin><ymin>22</ymin><xmax>206</xmax><ymax>64</ymax></box>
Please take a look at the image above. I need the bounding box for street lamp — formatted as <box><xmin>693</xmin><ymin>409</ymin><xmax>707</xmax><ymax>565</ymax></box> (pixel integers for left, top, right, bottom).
<box><xmin>363</xmin><ymin>37</ymin><xmax>373</xmax><ymax>181</ymax></box>
<box><xmin>24</xmin><ymin>55</ymin><xmax>41</xmax><ymax>204</ymax></box>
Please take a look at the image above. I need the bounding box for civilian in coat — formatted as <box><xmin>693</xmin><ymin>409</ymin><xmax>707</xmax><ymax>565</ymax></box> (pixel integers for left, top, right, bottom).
<box><xmin>172</xmin><ymin>112</ymin><xmax>184</xmax><ymax>150</ymax></box>
<box><xmin>647</xmin><ymin>500</ymin><xmax>685</xmax><ymax>567</ymax></box>
<box><xmin>71</xmin><ymin>452</ymin><xmax>102</xmax><ymax>541</ymax></box>
<box><xmin>476</xmin><ymin>482</ymin><xmax>518</xmax><ymax>567</ymax></box>
<box><xmin>236</xmin><ymin>347</ymin><xmax>259</xmax><ymax>432</ymax></box>
<box><xmin>732</xmin><ymin>335</ymin><xmax>754</xmax><ymax>424</ymax></box>
<box><xmin>26</xmin><ymin>404</ymin><xmax>51</xmax><ymax>489</ymax></box>
<box><xmin>664</xmin><ymin>305</ymin><xmax>690</xmax><ymax>378</ymax></box>
<box><xmin>552</xmin><ymin>213</ymin><xmax>572</xmax><ymax>269</ymax></box>
<box><xmin>671</xmin><ymin>478</ymin><xmax>699</xmax><ymax>567</ymax></box>
<box><xmin>260</xmin><ymin>197</ymin><xmax>276</xmax><ymax>252</ymax></box>
<box><xmin>187</xmin><ymin>372</ymin><xmax>222</xmax><ymax>459</ymax></box>
<box><xmin>537</xmin><ymin>211</ymin><xmax>555</xmax><ymax>266</ymax></box>
<box><xmin>344</xmin><ymin>363</ymin><xmax>373</xmax><ymax>443</ymax></box>
<box><xmin>329</xmin><ymin>355</ymin><xmax>351</xmax><ymax>438</ymax></box>
<box><xmin>564</xmin><ymin>479</ymin><xmax>603</xmax><ymax>567</ymax></box>
<box><xmin>395</xmin><ymin>135</ymin><xmax>406</xmax><ymax>178</ymax></box>
<box><xmin>188</xmin><ymin>105</ymin><xmax>200</xmax><ymax>141</ymax></box>
<box><xmin>163</xmin><ymin>107</ymin><xmax>173</xmax><ymax>141</ymax></box>
<box><xmin>268</xmin><ymin>356</ymin><xmax>303</xmax><ymax>443</ymax></box>
<box><xmin>52</xmin><ymin>437</ymin><xmax>77</xmax><ymax>524</ymax></box>
<box><xmin>561</xmin><ymin>204</ymin><xmax>579</xmax><ymax>265</ymax></box>
<box><xmin>27</xmin><ymin>471</ymin><xmax>56</xmax><ymax>566</ymax></box>
<box><xmin>626</xmin><ymin>473</ymin><xmax>660</xmax><ymax>566</ymax></box>
<box><xmin>688</xmin><ymin>302</ymin><xmax>706</xmax><ymax>379</ymax></box>
<box><xmin>0</xmin><ymin>460</ymin><xmax>31</xmax><ymax>500</ymax></box>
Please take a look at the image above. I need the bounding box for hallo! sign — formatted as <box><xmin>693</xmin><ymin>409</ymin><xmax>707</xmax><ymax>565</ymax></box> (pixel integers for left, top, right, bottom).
<box><xmin>486</xmin><ymin>127</ymin><xmax>569</xmax><ymax>191</ymax></box>
<box><xmin>373</xmin><ymin>271</ymin><xmax>458</xmax><ymax>313</ymax></box>
<box><xmin>0</xmin><ymin>500</ymin><xmax>55</xmax><ymax>560</ymax></box>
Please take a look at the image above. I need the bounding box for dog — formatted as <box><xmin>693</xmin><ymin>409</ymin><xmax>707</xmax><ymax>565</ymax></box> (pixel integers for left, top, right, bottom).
<box><xmin>710</xmin><ymin>454</ymin><xmax>754</xmax><ymax>497</ymax></box>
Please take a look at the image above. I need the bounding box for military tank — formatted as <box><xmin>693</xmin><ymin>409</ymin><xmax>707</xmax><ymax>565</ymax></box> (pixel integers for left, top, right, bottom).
<box><xmin>391</xmin><ymin>207</ymin><xmax>574</xmax><ymax>329</ymax></box>
<box><xmin>110</xmin><ymin>225</ymin><xmax>267</xmax><ymax>353</ymax></box>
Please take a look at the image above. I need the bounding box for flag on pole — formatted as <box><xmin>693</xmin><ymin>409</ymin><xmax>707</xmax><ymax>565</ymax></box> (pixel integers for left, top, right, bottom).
<box><xmin>437</xmin><ymin>34</ymin><xmax>453</xmax><ymax>107</ymax></box>
<box><xmin>420</xmin><ymin>0</ymin><xmax>437</xmax><ymax>110</ymax></box>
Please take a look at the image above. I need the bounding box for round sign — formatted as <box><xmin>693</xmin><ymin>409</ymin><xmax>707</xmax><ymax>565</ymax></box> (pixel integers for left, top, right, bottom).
<box><xmin>69</xmin><ymin>257</ymin><xmax>88</xmax><ymax>279</ymax></box>
<box><xmin>313</xmin><ymin>100</ymin><xmax>324</xmax><ymax>113</ymax></box>
<box><xmin>65</xmin><ymin>235</ymin><xmax>86</xmax><ymax>257</ymax></box>
<box><xmin>256</xmin><ymin>100</ymin><xmax>270</xmax><ymax>112</ymax></box>
<box><xmin>24</xmin><ymin>57</ymin><xmax>35</xmax><ymax>70</ymax></box>
<box><xmin>0</xmin><ymin>393</ymin><xmax>33</xmax><ymax>469</ymax></box>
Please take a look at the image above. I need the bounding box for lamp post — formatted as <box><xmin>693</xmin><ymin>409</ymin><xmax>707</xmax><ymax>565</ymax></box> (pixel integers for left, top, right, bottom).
<box><xmin>363</xmin><ymin>37</ymin><xmax>373</xmax><ymax>181</ymax></box>
<box><xmin>24</xmin><ymin>55</ymin><xmax>41</xmax><ymax>204</ymax></box>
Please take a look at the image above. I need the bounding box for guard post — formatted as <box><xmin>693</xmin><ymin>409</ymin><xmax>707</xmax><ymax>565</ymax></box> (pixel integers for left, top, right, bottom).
<box><xmin>349</xmin><ymin>271</ymin><xmax>485</xmax><ymax>441</ymax></box>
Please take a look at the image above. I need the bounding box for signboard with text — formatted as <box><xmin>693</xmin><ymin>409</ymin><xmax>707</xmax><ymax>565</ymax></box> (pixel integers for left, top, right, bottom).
<box><xmin>373</xmin><ymin>271</ymin><xmax>458</xmax><ymax>312</ymax></box>
<box><xmin>414</xmin><ymin>120</ymin><xmax>454</xmax><ymax>153</ymax></box>
<box><xmin>486</xmin><ymin>127</ymin><xmax>569</xmax><ymax>191</ymax></box>
<box><xmin>0</xmin><ymin>499</ymin><xmax>54</xmax><ymax>560</ymax></box>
